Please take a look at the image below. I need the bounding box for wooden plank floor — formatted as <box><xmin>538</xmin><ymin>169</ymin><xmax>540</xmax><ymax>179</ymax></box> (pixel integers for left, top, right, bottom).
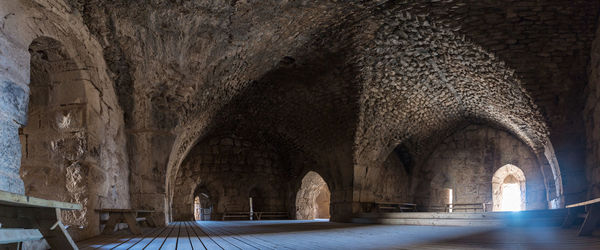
<box><xmin>78</xmin><ymin>220</ymin><xmax>600</xmax><ymax>249</ymax></box>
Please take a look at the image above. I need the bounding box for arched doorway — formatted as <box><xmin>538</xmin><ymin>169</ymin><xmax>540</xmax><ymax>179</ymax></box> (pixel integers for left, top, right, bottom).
<box><xmin>193</xmin><ymin>187</ymin><xmax>213</xmax><ymax>221</ymax></box>
<box><xmin>492</xmin><ymin>164</ymin><xmax>526</xmax><ymax>211</ymax></box>
<box><xmin>296</xmin><ymin>171</ymin><xmax>330</xmax><ymax>220</ymax></box>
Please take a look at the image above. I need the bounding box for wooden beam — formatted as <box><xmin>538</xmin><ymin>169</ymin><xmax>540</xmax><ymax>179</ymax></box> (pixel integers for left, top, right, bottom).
<box><xmin>0</xmin><ymin>229</ymin><xmax>43</xmax><ymax>244</ymax></box>
<box><xmin>95</xmin><ymin>209</ymin><xmax>153</xmax><ymax>213</ymax></box>
<box><xmin>0</xmin><ymin>190</ymin><xmax>80</xmax><ymax>210</ymax></box>
<box><xmin>566</xmin><ymin>198</ymin><xmax>600</xmax><ymax>208</ymax></box>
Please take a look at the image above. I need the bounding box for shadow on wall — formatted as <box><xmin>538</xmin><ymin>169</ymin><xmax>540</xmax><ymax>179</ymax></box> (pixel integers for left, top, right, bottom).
<box><xmin>296</xmin><ymin>171</ymin><xmax>330</xmax><ymax>220</ymax></box>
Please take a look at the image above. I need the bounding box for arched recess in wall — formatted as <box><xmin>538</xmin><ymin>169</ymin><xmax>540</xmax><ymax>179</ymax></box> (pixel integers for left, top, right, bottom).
<box><xmin>192</xmin><ymin>186</ymin><xmax>214</xmax><ymax>221</ymax></box>
<box><xmin>0</xmin><ymin>1</ymin><xmax>130</xmax><ymax>240</ymax></box>
<box><xmin>19</xmin><ymin>37</ymin><xmax>89</xmax><ymax>227</ymax></box>
<box><xmin>296</xmin><ymin>171</ymin><xmax>331</xmax><ymax>220</ymax></box>
<box><xmin>492</xmin><ymin>164</ymin><xmax>526</xmax><ymax>211</ymax></box>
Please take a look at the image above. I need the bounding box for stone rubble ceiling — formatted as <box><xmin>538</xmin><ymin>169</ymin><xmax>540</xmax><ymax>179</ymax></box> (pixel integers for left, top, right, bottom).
<box><xmin>67</xmin><ymin>0</ymin><xmax>600</xmax><ymax>167</ymax></box>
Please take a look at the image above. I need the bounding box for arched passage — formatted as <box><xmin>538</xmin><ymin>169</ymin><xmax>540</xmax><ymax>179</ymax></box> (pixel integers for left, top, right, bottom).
<box><xmin>193</xmin><ymin>186</ymin><xmax>214</xmax><ymax>221</ymax></box>
<box><xmin>492</xmin><ymin>164</ymin><xmax>527</xmax><ymax>211</ymax></box>
<box><xmin>296</xmin><ymin>171</ymin><xmax>330</xmax><ymax>220</ymax></box>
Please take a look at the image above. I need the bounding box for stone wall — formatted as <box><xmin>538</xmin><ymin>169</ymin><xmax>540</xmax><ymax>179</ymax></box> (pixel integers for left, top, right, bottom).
<box><xmin>414</xmin><ymin>125</ymin><xmax>547</xmax><ymax>210</ymax></box>
<box><xmin>585</xmin><ymin>18</ymin><xmax>600</xmax><ymax>199</ymax></box>
<box><xmin>356</xmin><ymin>148</ymin><xmax>412</xmax><ymax>204</ymax></box>
<box><xmin>172</xmin><ymin>135</ymin><xmax>287</xmax><ymax>220</ymax></box>
<box><xmin>0</xmin><ymin>1</ymin><xmax>130</xmax><ymax>241</ymax></box>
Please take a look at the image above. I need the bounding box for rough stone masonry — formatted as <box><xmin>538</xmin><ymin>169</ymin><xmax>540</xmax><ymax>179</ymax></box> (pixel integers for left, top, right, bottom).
<box><xmin>1</xmin><ymin>0</ymin><xmax>600</xmax><ymax>242</ymax></box>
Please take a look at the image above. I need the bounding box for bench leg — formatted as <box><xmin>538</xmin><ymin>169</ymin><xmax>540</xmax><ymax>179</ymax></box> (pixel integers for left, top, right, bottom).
<box><xmin>102</xmin><ymin>213</ymin><xmax>122</xmax><ymax>235</ymax></box>
<box><xmin>32</xmin><ymin>208</ymin><xmax>78</xmax><ymax>250</ymax></box>
<box><xmin>579</xmin><ymin>204</ymin><xmax>600</xmax><ymax>236</ymax></box>
<box><xmin>123</xmin><ymin>212</ymin><xmax>142</xmax><ymax>235</ymax></box>
<box><xmin>3</xmin><ymin>243</ymin><xmax>20</xmax><ymax>250</ymax></box>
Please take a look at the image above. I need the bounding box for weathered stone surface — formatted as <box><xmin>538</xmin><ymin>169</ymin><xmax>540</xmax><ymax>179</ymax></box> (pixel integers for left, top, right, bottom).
<box><xmin>0</xmin><ymin>1</ymin><xmax>131</xmax><ymax>242</ymax></box>
<box><xmin>585</xmin><ymin>19</ymin><xmax>600</xmax><ymax>200</ymax></box>
<box><xmin>0</xmin><ymin>80</ymin><xmax>29</xmax><ymax>125</ymax></box>
<box><xmin>0</xmin><ymin>118</ymin><xmax>25</xmax><ymax>194</ymax></box>
<box><xmin>172</xmin><ymin>134</ymin><xmax>288</xmax><ymax>221</ymax></box>
<box><xmin>1</xmin><ymin>0</ymin><xmax>600</xmax><ymax>243</ymax></box>
<box><xmin>296</xmin><ymin>171</ymin><xmax>330</xmax><ymax>220</ymax></box>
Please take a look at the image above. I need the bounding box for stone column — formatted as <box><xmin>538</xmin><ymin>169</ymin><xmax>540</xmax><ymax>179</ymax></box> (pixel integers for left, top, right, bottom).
<box><xmin>0</xmin><ymin>34</ymin><xmax>30</xmax><ymax>194</ymax></box>
<box><xmin>0</xmin><ymin>80</ymin><xmax>29</xmax><ymax>194</ymax></box>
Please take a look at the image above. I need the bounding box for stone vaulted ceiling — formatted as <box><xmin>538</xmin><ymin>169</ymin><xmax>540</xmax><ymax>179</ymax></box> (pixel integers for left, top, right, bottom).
<box><xmin>64</xmin><ymin>0</ymin><xmax>599</xmax><ymax>205</ymax></box>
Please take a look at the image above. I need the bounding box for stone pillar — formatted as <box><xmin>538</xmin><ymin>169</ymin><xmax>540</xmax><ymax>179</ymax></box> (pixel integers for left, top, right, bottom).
<box><xmin>0</xmin><ymin>32</ymin><xmax>30</xmax><ymax>194</ymax></box>
<box><xmin>0</xmin><ymin>80</ymin><xmax>29</xmax><ymax>194</ymax></box>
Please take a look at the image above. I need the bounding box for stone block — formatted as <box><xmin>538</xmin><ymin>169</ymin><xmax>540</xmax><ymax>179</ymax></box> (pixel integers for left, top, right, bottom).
<box><xmin>53</xmin><ymin>105</ymin><xmax>86</xmax><ymax>131</ymax></box>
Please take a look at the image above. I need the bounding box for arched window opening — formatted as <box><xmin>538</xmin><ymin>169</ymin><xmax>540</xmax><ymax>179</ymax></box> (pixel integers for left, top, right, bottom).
<box><xmin>193</xmin><ymin>187</ymin><xmax>213</xmax><ymax>221</ymax></box>
<box><xmin>492</xmin><ymin>165</ymin><xmax>526</xmax><ymax>211</ymax></box>
<box><xmin>296</xmin><ymin>171</ymin><xmax>330</xmax><ymax>220</ymax></box>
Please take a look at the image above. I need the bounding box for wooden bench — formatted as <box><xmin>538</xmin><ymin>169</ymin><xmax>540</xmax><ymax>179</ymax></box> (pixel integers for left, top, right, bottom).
<box><xmin>0</xmin><ymin>190</ymin><xmax>81</xmax><ymax>250</ymax></box>
<box><xmin>374</xmin><ymin>202</ymin><xmax>417</xmax><ymax>212</ymax></box>
<box><xmin>222</xmin><ymin>212</ymin><xmax>252</xmax><ymax>221</ymax></box>
<box><xmin>446</xmin><ymin>203</ymin><xmax>491</xmax><ymax>212</ymax></box>
<box><xmin>95</xmin><ymin>209</ymin><xmax>155</xmax><ymax>235</ymax></box>
<box><xmin>255</xmin><ymin>212</ymin><xmax>288</xmax><ymax>220</ymax></box>
<box><xmin>420</xmin><ymin>205</ymin><xmax>446</xmax><ymax>212</ymax></box>
<box><xmin>562</xmin><ymin>198</ymin><xmax>600</xmax><ymax>236</ymax></box>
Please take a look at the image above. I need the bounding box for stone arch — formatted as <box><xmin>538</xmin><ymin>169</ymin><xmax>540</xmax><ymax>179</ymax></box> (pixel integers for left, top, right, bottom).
<box><xmin>492</xmin><ymin>164</ymin><xmax>527</xmax><ymax>211</ymax></box>
<box><xmin>173</xmin><ymin>178</ymin><xmax>221</xmax><ymax>221</ymax></box>
<box><xmin>20</xmin><ymin>36</ymin><xmax>90</xmax><ymax>227</ymax></box>
<box><xmin>352</xmin><ymin>9</ymin><xmax>565</xmax><ymax>210</ymax></box>
<box><xmin>296</xmin><ymin>171</ymin><xmax>331</xmax><ymax>220</ymax></box>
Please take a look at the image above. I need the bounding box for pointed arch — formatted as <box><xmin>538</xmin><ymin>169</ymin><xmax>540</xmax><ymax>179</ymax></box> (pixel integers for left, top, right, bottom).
<box><xmin>492</xmin><ymin>164</ymin><xmax>527</xmax><ymax>211</ymax></box>
<box><xmin>296</xmin><ymin>171</ymin><xmax>331</xmax><ymax>220</ymax></box>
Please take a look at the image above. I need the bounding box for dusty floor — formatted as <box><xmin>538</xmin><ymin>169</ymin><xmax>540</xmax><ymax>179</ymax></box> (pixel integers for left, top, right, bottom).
<box><xmin>77</xmin><ymin>220</ymin><xmax>600</xmax><ymax>249</ymax></box>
